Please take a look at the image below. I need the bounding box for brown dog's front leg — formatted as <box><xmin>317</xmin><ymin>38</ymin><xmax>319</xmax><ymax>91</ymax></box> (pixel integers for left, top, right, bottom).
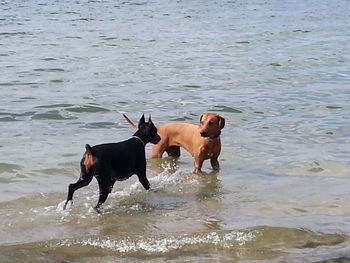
<box><xmin>210</xmin><ymin>158</ymin><xmax>220</xmax><ymax>170</ymax></box>
<box><xmin>194</xmin><ymin>156</ymin><xmax>204</xmax><ymax>173</ymax></box>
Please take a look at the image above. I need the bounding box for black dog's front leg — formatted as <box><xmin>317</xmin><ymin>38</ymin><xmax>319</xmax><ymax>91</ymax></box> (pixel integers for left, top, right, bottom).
<box><xmin>95</xmin><ymin>190</ymin><xmax>109</xmax><ymax>211</ymax></box>
<box><xmin>137</xmin><ymin>169</ymin><xmax>150</xmax><ymax>190</ymax></box>
<box><xmin>95</xmin><ymin>177</ymin><xmax>114</xmax><ymax>210</ymax></box>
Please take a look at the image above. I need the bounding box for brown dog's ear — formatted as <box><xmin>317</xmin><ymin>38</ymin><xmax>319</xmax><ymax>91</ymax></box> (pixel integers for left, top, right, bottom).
<box><xmin>199</xmin><ymin>114</ymin><xmax>204</xmax><ymax>123</ymax></box>
<box><xmin>218</xmin><ymin>116</ymin><xmax>225</xmax><ymax>130</ymax></box>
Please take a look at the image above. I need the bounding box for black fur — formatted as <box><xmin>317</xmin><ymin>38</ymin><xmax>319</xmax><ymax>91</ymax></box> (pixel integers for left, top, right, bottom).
<box><xmin>63</xmin><ymin>115</ymin><xmax>160</xmax><ymax>211</ymax></box>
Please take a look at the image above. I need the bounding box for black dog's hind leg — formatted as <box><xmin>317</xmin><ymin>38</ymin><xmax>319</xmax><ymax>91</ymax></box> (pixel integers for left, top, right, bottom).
<box><xmin>64</xmin><ymin>167</ymin><xmax>93</xmax><ymax>209</ymax></box>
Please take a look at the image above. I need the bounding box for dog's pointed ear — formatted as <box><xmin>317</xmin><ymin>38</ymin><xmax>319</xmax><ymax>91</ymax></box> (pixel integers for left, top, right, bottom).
<box><xmin>148</xmin><ymin>115</ymin><xmax>153</xmax><ymax>124</ymax></box>
<box><xmin>218</xmin><ymin>116</ymin><xmax>225</xmax><ymax>130</ymax></box>
<box><xmin>138</xmin><ymin>114</ymin><xmax>145</xmax><ymax>126</ymax></box>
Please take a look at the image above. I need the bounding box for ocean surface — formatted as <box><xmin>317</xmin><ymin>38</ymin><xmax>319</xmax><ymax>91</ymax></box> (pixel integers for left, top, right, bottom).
<box><xmin>1</xmin><ymin>0</ymin><xmax>350</xmax><ymax>262</ymax></box>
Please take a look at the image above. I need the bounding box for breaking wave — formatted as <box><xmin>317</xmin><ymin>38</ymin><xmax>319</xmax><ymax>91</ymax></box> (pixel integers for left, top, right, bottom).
<box><xmin>50</xmin><ymin>229</ymin><xmax>259</xmax><ymax>254</ymax></box>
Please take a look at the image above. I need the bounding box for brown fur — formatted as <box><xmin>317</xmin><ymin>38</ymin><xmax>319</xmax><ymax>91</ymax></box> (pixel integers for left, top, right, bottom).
<box><xmin>83</xmin><ymin>145</ymin><xmax>94</xmax><ymax>168</ymax></box>
<box><xmin>123</xmin><ymin>113</ymin><xmax>225</xmax><ymax>172</ymax></box>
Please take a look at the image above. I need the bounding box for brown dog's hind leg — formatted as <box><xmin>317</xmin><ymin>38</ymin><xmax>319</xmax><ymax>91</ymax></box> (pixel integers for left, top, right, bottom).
<box><xmin>150</xmin><ymin>143</ymin><xmax>166</xmax><ymax>158</ymax></box>
<box><xmin>165</xmin><ymin>146</ymin><xmax>180</xmax><ymax>158</ymax></box>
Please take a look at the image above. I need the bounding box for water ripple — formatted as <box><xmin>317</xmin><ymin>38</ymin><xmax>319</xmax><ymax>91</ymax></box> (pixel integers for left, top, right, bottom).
<box><xmin>31</xmin><ymin>110</ymin><xmax>76</xmax><ymax>120</ymax></box>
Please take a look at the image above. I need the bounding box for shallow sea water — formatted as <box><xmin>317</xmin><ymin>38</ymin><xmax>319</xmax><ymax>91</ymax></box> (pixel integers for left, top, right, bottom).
<box><xmin>1</xmin><ymin>0</ymin><xmax>350</xmax><ymax>262</ymax></box>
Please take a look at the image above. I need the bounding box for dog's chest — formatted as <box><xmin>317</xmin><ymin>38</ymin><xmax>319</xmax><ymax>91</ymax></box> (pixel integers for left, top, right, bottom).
<box><xmin>206</xmin><ymin>152</ymin><xmax>214</xmax><ymax>158</ymax></box>
<box><xmin>200</xmin><ymin>141</ymin><xmax>219</xmax><ymax>158</ymax></box>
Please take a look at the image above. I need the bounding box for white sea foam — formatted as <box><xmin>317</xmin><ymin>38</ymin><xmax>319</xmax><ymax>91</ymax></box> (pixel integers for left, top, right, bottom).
<box><xmin>56</xmin><ymin>200</ymin><xmax>70</xmax><ymax>211</ymax></box>
<box><xmin>111</xmin><ymin>164</ymin><xmax>195</xmax><ymax>198</ymax></box>
<box><xmin>52</xmin><ymin>229</ymin><xmax>260</xmax><ymax>254</ymax></box>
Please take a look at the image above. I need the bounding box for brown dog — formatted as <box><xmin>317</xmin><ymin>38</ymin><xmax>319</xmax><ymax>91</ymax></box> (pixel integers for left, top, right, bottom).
<box><xmin>123</xmin><ymin>113</ymin><xmax>225</xmax><ymax>172</ymax></box>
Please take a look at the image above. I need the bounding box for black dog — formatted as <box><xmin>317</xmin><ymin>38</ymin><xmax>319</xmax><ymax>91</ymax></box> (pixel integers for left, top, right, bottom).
<box><xmin>63</xmin><ymin>115</ymin><xmax>161</xmax><ymax>210</ymax></box>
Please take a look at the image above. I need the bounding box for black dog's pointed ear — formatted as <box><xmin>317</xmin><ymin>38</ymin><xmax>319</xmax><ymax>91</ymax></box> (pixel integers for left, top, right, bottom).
<box><xmin>138</xmin><ymin>114</ymin><xmax>145</xmax><ymax>127</ymax></box>
<box><xmin>148</xmin><ymin>115</ymin><xmax>153</xmax><ymax>124</ymax></box>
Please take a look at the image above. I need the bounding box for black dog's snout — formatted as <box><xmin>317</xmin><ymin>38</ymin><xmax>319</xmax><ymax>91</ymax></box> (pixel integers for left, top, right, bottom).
<box><xmin>151</xmin><ymin>134</ymin><xmax>161</xmax><ymax>144</ymax></box>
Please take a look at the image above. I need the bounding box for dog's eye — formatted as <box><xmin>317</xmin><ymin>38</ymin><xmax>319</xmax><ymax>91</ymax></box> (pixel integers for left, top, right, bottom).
<box><xmin>208</xmin><ymin>121</ymin><xmax>213</xmax><ymax>126</ymax></box>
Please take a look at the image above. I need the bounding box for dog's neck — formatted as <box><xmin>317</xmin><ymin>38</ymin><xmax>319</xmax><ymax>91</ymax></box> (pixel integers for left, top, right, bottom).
<box><xmin>132</xmin><ymin>135</ymin><xmax>145</xmax><ymax>147</ymax></box>
<box><xmin>209</xmin><ymin>131</ymin><xmax>221</xmax><ymax>140</ymax></box>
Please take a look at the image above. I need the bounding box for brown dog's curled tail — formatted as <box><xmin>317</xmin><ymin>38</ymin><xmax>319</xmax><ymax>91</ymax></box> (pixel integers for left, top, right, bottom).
<box><xmin>123</xmin><ymin>114</ymin><xmax>137</xmax><ymax>130</ymax></box>
<box><xmin>83</xmin><ymin>144</ymin><xmax>94</xmax><ymax>168</ymax></box>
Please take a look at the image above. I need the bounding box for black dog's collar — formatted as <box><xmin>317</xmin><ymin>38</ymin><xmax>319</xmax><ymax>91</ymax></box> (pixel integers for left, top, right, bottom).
<box><xmin>132</xmin><ymin>136</ymin><xmax>145</xmax><ymax>147</ymax></box>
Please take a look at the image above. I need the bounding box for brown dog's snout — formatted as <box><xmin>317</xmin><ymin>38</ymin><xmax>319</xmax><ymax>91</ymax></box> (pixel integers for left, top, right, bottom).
<box><xmin>200</xmin><ymin>130</ymin><xmax>208</xmax><ymax>137</ymax></box>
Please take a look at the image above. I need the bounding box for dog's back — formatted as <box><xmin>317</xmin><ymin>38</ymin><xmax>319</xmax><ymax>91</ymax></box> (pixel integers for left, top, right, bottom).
<box><xmin>88</xmin><ymin>140</ymin><xmax>146</xmax><ymax>181</ymax></box>
<box><xmin>155</xmin><ymin>122</ymin><xmax>201</xmax><ymax>153</ymax></box>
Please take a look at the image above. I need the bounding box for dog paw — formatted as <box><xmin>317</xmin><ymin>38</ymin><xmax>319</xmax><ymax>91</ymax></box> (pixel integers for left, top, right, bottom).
<box><xmin>94</xmin><ymin>206</ymin><xmax>104</xmax><ymax>214</ymax></box>
<box><xmin>147</xmin><ymin>188</ymin><xmax>158</xmax><ymax>193</ymax></box>
<box><xmin>57</xmin><ymin>200</ymin><xmax>72</xmax><ymax>211</ymax></box>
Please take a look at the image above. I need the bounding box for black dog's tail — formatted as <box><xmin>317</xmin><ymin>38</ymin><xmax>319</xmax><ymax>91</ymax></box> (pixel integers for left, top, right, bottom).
<box><xmin>83</xmin><ymin>144</ymin><xmax>94</xmax><ymax>168</ymax></box>
<box><xmin>123</xmin><ymin>114</ymin><xmax>138</xmax><ymax>130</ymax></box>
